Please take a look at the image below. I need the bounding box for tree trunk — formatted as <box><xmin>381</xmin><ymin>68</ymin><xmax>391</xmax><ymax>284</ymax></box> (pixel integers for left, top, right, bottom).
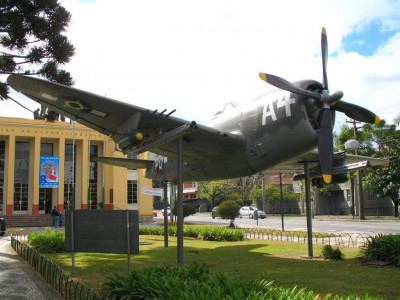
<box><xmin>229</xmin><ymin>219</ymin><xmax>235</xmax><ymax>228</ymax></box>
<box><xmin>393</xmin><ymin>198</ymin><xmax>399</xmax><ymax>217</ymax></box>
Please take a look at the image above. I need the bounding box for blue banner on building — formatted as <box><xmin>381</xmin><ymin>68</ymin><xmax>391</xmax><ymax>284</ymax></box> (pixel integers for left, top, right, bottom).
<box><xmin>40</xmin><ymin>156</ymin><xmax>59</xmax><ymax>188</ymax></box>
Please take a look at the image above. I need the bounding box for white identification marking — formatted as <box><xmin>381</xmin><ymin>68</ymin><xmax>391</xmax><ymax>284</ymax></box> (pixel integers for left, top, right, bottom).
<box><xmin>277</xmin><ymin>96</ymin><xmax>296</xmax><ymax>117</ymax></box>
<box><xmin>262</xmin><ymin>94</ymin><xmax>296</xmax><ymax>125</ymax></box>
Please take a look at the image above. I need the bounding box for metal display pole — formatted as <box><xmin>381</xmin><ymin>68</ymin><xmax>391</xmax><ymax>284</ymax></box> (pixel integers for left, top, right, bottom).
<box><xmin>304</xmin><ymin>161</ymin><xmax>313</xmax><ymax>257</ymax></box>
<box><xmin>126</xmin><ymin>210</ymin><xmax>131</xmax><ymax>271</ymax></box>
<box><xmin>279</xmin><ymin>172</ymin><xmax>285</xmax><ymax>231</ymax></box>
<box><xmin>71</xmin><ymin>210</ymin><xmax>75</xmax><ymax>273</ymax></box>
<box><xmin>177</xmin><ymin>137</ymin><xmax>184</xmax><ymax>265</ymax></box>
<box><xmin>163</xmin><ymin>182</ymin><xmax>169</xmax><ymax>248</ymax></box>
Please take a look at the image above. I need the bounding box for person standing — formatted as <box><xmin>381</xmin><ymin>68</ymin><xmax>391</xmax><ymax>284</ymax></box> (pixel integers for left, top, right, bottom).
<box><xmin>51</xmin><ymin>206</ymin><xmax>59</xmax><ymax>227</ymax></box>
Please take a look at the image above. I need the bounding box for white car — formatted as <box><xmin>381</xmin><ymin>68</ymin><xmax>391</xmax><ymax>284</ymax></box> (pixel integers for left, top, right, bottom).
<box><xmin>162</xmin><ymin>207</ymin><xmax>171</xmax><ymax>216</ymax></box>
<box><xmin>239</xmin><ymin>206</ymin><xmax>266</xmax><ymax>219</ymax></box>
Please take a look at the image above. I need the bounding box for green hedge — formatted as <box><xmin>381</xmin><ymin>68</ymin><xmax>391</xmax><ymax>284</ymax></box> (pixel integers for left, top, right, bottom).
<box><xmin>27</xmin><ymin>227</ymin><xmax>65</xmax><ymax>253</ymax></box>
<box><xmin>103</xmin><ymin>264</ymin><xmax>380</xmax><ymax>300</ymax></box>
<box><xmin>139</xmin><ymin>226</ymin><xmax>244</xmax><ymax>241</ymax></box>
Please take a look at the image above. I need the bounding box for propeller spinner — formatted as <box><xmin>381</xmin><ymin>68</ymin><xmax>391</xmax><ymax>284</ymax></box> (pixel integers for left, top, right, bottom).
<box><xmin>259</xmin><ymin>27</ymin><xmax>381</xmax><ymax>184</ymax></box>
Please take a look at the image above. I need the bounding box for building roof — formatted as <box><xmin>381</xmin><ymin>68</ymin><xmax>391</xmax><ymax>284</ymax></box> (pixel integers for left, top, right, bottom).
<box><xmin>264</xmin><ymin>173</ymin><xmax>293</xmax><ymax>185</ymax></box>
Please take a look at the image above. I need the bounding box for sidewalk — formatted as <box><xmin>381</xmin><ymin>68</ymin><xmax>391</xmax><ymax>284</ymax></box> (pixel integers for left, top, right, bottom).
<box><xmin>0</xmin><ymin>234</ymin><xmax>61</xmax><ymax>300</ymax></box>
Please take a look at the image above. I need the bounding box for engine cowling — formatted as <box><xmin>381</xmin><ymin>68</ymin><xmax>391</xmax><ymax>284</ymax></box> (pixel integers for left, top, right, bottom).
<box><xmin>312</xmin><ymin>173</ymin><xmax>349</xmax><ymax>188</ymax></box>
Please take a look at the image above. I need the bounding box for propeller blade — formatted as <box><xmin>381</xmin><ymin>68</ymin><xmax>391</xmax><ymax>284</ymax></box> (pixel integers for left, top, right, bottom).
<box><xmin>321</xmin><ymin>27</ymin><xmax>329</xmax><ymax>90</ymax></box>
<box><xmin>259</xmin><ymin>73</ymin><xmax>321</xmax><ymax>100</ymax></box>
<box><xmin>334</xmin><ymin>101</ymin><xmax>381</xmax><ymax>124</ymax></box>
<box><xmin>318</xmin><ymin>108</ymin><xmax>333</xmax><ymax>184</ymax></box>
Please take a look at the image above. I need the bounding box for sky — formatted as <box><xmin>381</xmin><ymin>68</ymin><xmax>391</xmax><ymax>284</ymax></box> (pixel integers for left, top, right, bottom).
<box><xmin>3</xmin><ymin>0</ymin><xmax>400</xmax><ymax>130</ymax></box>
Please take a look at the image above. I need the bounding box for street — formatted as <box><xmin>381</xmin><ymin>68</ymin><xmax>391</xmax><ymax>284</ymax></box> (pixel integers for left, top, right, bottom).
<box><xmin>154</xmin><ymin>212</ymin><xmax>400</xmax><ymax>235</ymax></box>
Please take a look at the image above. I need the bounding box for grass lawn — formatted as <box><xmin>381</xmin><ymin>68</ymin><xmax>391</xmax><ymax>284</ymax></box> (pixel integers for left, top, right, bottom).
<box><xmin>46</xmin><ymin>235</ymin><xmax>400</xmax><ymax>299</ymax></box>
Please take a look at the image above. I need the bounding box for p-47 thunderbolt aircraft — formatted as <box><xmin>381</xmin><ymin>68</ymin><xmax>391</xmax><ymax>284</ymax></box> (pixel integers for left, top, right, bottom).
<box><xmin>7</xmin><ymin>28</ymin><xmax>386</xmax><ymax>184</ymax></box>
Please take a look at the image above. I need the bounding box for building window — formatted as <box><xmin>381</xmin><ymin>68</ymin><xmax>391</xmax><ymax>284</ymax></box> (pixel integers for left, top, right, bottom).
<box><xmin>0</xmin><ymin>141</ymin><xmax>4</xmax><ymax>212</ymax></box>
<box><xmin>127</xmin><ymin>180</ymin><xmax>137</xmax><ymax>204</ymax></box>
<box><xmin>64</xmin><ymin>144</ymin><xmax>76</xmax><ymax>210</ymax></box>
<box><xmin>14</xmin><ymin>142</ymin><xmax>30</xmax><ymax>212</ymax></box>
<box><xmin>89</xmin><ymin>145</ymin><xmax>98</xmax><ymax>209</ymax></box>
<box><xmin>39</xmin><ymin>143</ymin><xmax>53</xmax><ymax>213</ymax></box>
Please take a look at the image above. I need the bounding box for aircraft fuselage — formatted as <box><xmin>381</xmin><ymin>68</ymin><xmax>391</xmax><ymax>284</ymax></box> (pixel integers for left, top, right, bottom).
<box><xmin>146</xmin><ymin>81</ymin><xmax>320</xmax><ymax>182</ymax></box>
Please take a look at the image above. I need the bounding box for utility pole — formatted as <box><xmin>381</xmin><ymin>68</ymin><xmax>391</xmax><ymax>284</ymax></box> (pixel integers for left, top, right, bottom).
<box><xmin>346</xmin><ymin>119</ymin><xmax>365</xmax><ymax>220</ymax></box>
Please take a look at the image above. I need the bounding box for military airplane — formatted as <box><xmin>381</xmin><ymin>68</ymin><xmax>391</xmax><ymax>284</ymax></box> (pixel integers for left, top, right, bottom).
<box><xmin>7</xmin><ymin>28</ymin><xmax>386</xmax><ymax>184</ymax></box>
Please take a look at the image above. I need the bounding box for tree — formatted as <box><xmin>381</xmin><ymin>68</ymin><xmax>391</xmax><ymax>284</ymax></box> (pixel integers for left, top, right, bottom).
<box><xmin>216</xmin><ymin>200</ymin><xmax>240</xmax><ymax>228</ymax></box>
<box><xmin>265</xmin><ymin>184</ymin><xmax>298</xmax><ymax>214</ymax></box>
<box><xmin>336</xmin><ymin>119</ymin><xmax>400</xmax><ymax>217</ymax></box>
<box><xmin>393</xmin><ymin>114</ymin><xmax>400</xmax><ymax>127</ymax></box>
<box><xmin>200</xmin><ymin>181</ymin><xmax>233</xmax><ymax>209</ymax></box>
<box><xmin>1</xmin><ymin>0</ymin><xmax>75</xmax><ymax>120</ymax></box>
<box><xmin>230</xmin><ymin>177</ymin><xmax>258</xmax><ymax>206</ymax></box>
<box><xmin>364</xmin><ymin>141</ymin><xmax>400</xmax><ymax>217</ymax></box>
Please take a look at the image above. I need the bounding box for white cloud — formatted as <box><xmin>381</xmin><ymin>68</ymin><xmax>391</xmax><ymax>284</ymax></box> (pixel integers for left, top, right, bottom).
<box><xmin>2</xmin><ymin>0</ymin><xmax>400</xmax><ymax>126</ymax></box>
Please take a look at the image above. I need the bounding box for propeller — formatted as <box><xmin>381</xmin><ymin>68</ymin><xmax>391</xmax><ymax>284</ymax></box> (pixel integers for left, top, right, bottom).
<box><xmin>259</xmin><ymin>27</ymin><xmax>381</xmax><ymax>184</ymax></box>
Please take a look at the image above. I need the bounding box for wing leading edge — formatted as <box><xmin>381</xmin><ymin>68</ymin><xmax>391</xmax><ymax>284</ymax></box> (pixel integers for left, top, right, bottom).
<box><xmin>7</xmin><ymin>74</ymin><xmax>248</xmax><ymax>165</ymax></box>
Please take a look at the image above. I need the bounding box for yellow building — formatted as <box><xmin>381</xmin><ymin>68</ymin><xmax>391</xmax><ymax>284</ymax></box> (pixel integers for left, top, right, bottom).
<box><xmin>0</xmin><ymin>117</ymin><xmax>153</xmax><ymax>224</ymax></box>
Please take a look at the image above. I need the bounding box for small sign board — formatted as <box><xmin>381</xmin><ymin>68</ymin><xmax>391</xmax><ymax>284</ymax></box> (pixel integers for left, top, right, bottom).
<box><xmin>65</xmin><ymin>210</ymin><xmax>139</xmax><ymax>254</ymax></box>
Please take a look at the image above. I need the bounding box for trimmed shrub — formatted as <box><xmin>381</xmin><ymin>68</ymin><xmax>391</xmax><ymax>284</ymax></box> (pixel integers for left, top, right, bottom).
<box><xmin>359</xmin><ymin>234</ymin><xmax>400</xmax><ymax>266</ymax></box>
<box><xmin>321</xmin><ymin>245</ymin><xmax>344</xmax><ymax>260</ymax></box>
<box><xmin>171</xmin><ymin>204</ymin><xmax>196</xmax><ymax>219</ymax></box>
<box><xmin>27</xmin><ymin>227</ymin><xmax>65</xmax><ymax>253</ymax></box>
<box><xmin>217</xmin><ymin>200</ymin><xmax>240</xmax><ymax>227</ymax></box>
<box><xmin>199</xmin><ymin>227</ymin><xmax>244</xmax><ymax>241</ymax></box>
<box><xmin>139</xmin><ymin>226</ymin><xmax>244</xmax><ymax>242</ymax></box>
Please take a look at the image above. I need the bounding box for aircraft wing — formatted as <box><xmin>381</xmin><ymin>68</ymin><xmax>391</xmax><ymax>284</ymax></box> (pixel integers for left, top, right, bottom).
<box><xmin>269</xmin><ymin>150</ymin><xmax>388</xmax><ymax>178</ymax></box>
<box><xmin>7</xmin><ymin>75</ymin><xmax>248</xmax><ymax>163</ymax></box>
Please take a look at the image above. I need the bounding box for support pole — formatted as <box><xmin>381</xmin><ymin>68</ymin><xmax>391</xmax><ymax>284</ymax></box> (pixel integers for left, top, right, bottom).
<box><xmin>71</xmin><ymin>210</ymin><xmax>75</xmax><ymax>274</ymax></box>
<box><xmin>177</xmin><ymin>137</ymin><xmax>184</xmax><ymax>265</ymax></box>
<box><xmin>304</xmin><ymin>161</ymin><xmax>313</xmax><ymax>257</ymax></box>
<box><xmin>163</xmin><ymin>182</ymin><xmax>169</xmax><ymax>248</ymax></box>
<box><xmin>279</xmin><ymin>172</ymin><xmax>285</xmax><ymax>231</ymax></box>
<box><xmin>126</xmin><ymin>210</ymin><xmax>131</xmax><ymax>272</ymax></box>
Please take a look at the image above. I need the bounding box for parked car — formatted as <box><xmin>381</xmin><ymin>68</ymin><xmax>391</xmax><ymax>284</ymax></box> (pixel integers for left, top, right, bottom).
<box><xmin>211</xmin><ymin>206</ymin><xmax>219</xmax><ymax>219</ymax></box>
<box><xmin>239</xmin><ymin>206</ymin><xmax>266</xmax><ymax>219</ymax></box>
<box><xmin>162</xmin><ymin>207</ymin><xmax>171</xmax><ymax>216</ymax></box>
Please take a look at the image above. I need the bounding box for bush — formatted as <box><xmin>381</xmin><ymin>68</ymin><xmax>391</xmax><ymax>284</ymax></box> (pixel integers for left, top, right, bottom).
<box><xmin>27</xmin><ymin>227</ymin><xmax>65</xmax><ymax>253</ymax></box>
<box><xmin>171</xmin><ymin>204</ymin><xmax>196</xmax><ymax>219</ymax></box>
<box><xmin>217</xmin><ymin>200</ymin><xmax>240</xmax><ymax>227</ymax></box>
<box><xmin>321</xmin><ymin>245</ymin><xmax>344</xmax><ymax>260</ymax></box>
<box><xmin>359</xmin><ymin>234</ymin><xmax>400</xmax><ymax>267</ymax></box>
<box><xmin>199</xmin><ymin>227</ymin><xmax>244</xmax><ymax>241</ymax></box>
<box><xmin>103</xmin><ymin>264</ymin><xmax>379</xmax><ymax>299</ymax></box>
<box><xmin>139</xmin><ymin>226</ymin><xmax>243</xmax><ymax>242</ymax></box>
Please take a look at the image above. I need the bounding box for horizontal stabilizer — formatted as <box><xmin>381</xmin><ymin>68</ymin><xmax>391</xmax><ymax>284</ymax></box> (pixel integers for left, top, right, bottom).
<box><xmin>94</xmin><ymin>156</ymin><xmax>154</xmax><ymax>169</ymax></box>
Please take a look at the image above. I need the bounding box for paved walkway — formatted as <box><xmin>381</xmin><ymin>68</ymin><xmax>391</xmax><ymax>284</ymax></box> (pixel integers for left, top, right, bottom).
<box><xmin>0</xmin><ymin>233</ymin><xmax>62</xmax><ymax>300</ymax></box>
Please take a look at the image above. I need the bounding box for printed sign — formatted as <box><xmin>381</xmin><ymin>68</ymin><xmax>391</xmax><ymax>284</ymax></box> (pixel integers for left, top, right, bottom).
<box><xmin>141</xmin><ymin>186</ymin><xmax>163</xmax><ymax>197</ymax></box>
<box><xmin>40</xmin><ymin>156</ymin><xmax>59</xmax><ymax>188</ymax></box>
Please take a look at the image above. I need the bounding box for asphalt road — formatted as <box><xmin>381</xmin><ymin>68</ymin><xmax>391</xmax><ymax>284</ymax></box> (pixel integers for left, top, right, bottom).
<box><xmin>155</xmin><ymin>212</ymin><xmax>400</xmax><ymax>235</ymax></box>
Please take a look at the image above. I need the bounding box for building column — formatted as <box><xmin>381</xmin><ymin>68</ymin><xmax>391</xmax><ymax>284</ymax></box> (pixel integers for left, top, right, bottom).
<box><xmin>5</xmin><ymin>135</ymin><xmax>15</xmax><ymax>216</ymax></box>
<box><xmin>56</xmin><ymin>138</ymin><xmax>65</xmax><ymax>213</ymax></box>
<box><xmin>31</xmin><ymin>136</ymin><xmax>41</xmax><ymax>215</ymax></box>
